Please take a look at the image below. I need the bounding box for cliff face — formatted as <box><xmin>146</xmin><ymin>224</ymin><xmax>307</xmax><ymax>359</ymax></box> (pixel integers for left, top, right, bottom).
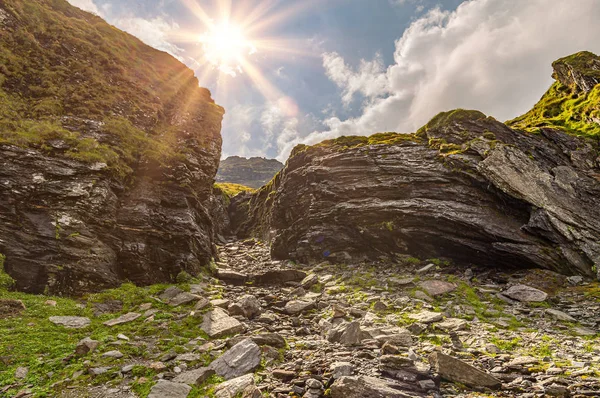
<box><xmin>232</xmin><ymin>53</ymin><xmax>600</xmax><ymax>278</ymax></box>
<box><xmin>0</xmin><ymin>0</ymin><xmax>224</xmax><ymax>294</ymax></box>
<box><xmin>217</xmin><ymin>156</ymin><xmax>284</xmax><ymax>189</ymax></box>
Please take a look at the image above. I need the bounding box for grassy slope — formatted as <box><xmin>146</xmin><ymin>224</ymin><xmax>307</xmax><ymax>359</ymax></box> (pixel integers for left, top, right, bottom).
<box><xmin>0</xmin><ymin>0</ymin><xmax>222</xmax><ymax>177</ymax></box>
<box><xmin>508</xmin><ymin>51</ymin><xmax>600</xmax><ymax>141</ymax></box>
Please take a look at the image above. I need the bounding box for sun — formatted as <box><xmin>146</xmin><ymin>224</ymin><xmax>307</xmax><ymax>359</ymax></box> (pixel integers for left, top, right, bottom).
<box><xmin>200</xmin><ymin>21</ymin><xmax>256</xmax><ymax>77</ymax></box>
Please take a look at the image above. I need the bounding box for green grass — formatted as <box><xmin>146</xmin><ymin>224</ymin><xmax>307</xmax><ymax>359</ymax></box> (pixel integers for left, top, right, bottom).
<box><xmin>0</xmin><ymin>281</ymin><xmax>214</xmax><ymax>397</ymax></box>
<box><xmin>214</xmin><ymin>182</ymin><xmax>256</xmax><ymax>198</ymax></box>
<box><xmin>489</xmin><ymin>337</ymin><xmax>521</xmax><ymax>352</ymax></box>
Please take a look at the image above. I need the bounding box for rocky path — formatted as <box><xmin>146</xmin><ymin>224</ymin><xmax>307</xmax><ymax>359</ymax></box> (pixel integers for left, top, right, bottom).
<box><xmin>205</xmin><ymin>240</ymin><xmax>600</xmax><ymax>398</ymax></box>
<box><xmin>3</xmin><ymin>239</ymin><xmax>600</xmax><ymax>398</ymax></box>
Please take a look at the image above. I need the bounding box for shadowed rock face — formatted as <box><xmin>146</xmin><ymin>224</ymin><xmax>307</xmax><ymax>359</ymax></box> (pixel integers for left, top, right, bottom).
<box><xmin>0</xmin><ymin>0</ymin><xmax>224</xmax><ymax>294</ymax></box>
<box><xmin>232</xmin><ymin>56</ymin><xmax>600</xmax><ymax>277</ymax></box>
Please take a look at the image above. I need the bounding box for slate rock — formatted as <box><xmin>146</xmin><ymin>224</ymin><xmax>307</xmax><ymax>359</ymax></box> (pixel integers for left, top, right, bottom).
<box><xmin>419</xmin><ymin>280</ymin><xmax>456</xmax><ymax>297</ymax></box>
<box><xmin>429</xmin><ymin>351</ymin><xmax>501</xmax><ymax>389</ymax></box>
<box><xmin>285</xmin><ymin>300</ymin><xmax>315</xmax><ymax>315</ymax></box>
<box><xmin>173</xmin><ymin>367</ymin><xmax>215</xmax><ymax>386</ymax></box>
<box><xmin>217</xmin><ymin>269</ymin><xmax>249</xmax><ymax>285</ymax></box>
<box><xmin>103</xmin><ymin>312</ymin><xmax>141</xmax><ymax>326</ymax></box>
<box><xmin>208</xmin><ymin>339</ymin><xmax>261</xmax><ymax>380</ymax></box>
<box><xmin>214</xmin><ymin>374</ymin><xmax>255</xmax><ymax>398</ymax></box>
<box><xmin>201</xmin><ymin>307</ymin><xmax>244</xmax><ymax>338</ymax></box>
<box><xmin>159</xmin><ymin>286</ymin><xmax>184</xmax><ymax>301</ymax></box>
<box><xmin>408</xmin><ymin>311</ymin><xmax>443</xmax><ymax>324</ymax></box>
<box><xmin>169</xmin><ymin>292</ymin><xmax>200</xmax><ymax>307</ymax></box>
<box><xmin>503</xmin><ymin>284</ymin><xmax>548</xmax><ymax>302</ymax></box>
<box><xmin>545</xmin><ymin>308</ymin><xmax>576</xmax><ymax>322</ymax></box>
<box><xmin>49</xmin><ymin>316</ymin><xmax>91</xmax><ymax>329</ymax></box>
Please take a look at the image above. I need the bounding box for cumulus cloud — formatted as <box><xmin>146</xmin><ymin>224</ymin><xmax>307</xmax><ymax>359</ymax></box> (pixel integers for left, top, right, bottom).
<box><xmin>278</xmin><ymin>0</ymin><xmax>600</xmax><ymax>160</ymax></box>
<box><xmin>323</xmin><ymin>52</ymin><xmax>389</xmax><ymax>106</ymax></box>
<box><xmin>67</xmin><ymin>0</ymin><xmax>101</xmax><ymax>15</ymax></box>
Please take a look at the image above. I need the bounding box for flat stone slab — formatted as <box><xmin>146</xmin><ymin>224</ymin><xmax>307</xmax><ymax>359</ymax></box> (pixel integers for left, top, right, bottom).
<box><xmin>216</xmin><ymin>269</ymin><xmax>249</xmax><ymax>285</ymax></box>
<box><xmin>429</xmin><ymin>352</ymin><xmax>501</xmax><ymax>389</ymax></box>
<box><xmin>331</xmin><ymin>375</ymin><xmax>423</xmax><ymax>398</ymax></box>
<box><xmin>148</xmin><ymin>380</ymin><xmax>191</xmax><ymax>398</ymax></box>
<box><xmin>208</xmin><ymin>339</ymin><xmax>261</xmax><ymax>380</ymax></box>
<box><xmin>408</xmin><ymin>310</ymin><xmax>443</xmax><ymax>324</ymax></box>
<box><xmin>436</xmin><ymin>318</ymin><xmax>468</xmax><ymax>331</ymax></box>
<box><xmin>173</xmin><ymin>367</ymin><xmax>215</xmax><ymax>385</ymax></box>
<box><xmin>169</xmin><ymin>292</ymin><xmax>200</xmax><ymax>307</ymax></box>
<box><xmin>49</xmin><ymin>316</ymin><xmax>91</xmax><ymax>328</ymax></box>
<box><xmin>545</xmin><ymin>308</ymin><xmax>576</xmax><ymax>322</ymax></box>
<box><xmin>285</xmin><ymin>300</ymin><xmax>315</xmax><ymax>315</ymax></box>
<box><xmin>201</xmin><ymin>307</ymin><xmax>244</xmax><ymax>338</ymax></box>
<box><xmin>103</xmin><ymin>312</ymin><xmax>141</xmax><ymax>327</ymax></box>
<box><xmin>503</xmin><ymin>284</ymin><xmax>548</xmax><ymax>302</ymax></box>
<box><xmin>419</xmin><ymin>280</ymin><xmax>456</xmax><ymax>297</ymax></box>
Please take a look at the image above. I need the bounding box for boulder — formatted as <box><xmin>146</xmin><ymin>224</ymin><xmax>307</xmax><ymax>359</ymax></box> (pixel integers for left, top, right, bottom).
<box><xmin>208</xmin><ymin>339</ymin><xmax>262</xmax><ymax>380</ymax></box>
<box><xmin>408</xmin><ymin>311</ymin><xmax>443</xmax><ymax>324</ymax></box>
<box><xmin>169</xmin><ymin>292</ymin><xmax>200</xmax><ymax>307</ymax></box>
<box><xmin>75</xmin><ymin>337</ymin><xmax>100</xmax><ymax>356</ymax></box>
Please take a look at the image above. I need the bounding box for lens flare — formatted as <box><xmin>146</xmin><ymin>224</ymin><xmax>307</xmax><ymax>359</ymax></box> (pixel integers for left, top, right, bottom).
<box><xmin>200</xmin><ymin>21</ymin><xmax>256</xmax><ymax>77</ymax></box>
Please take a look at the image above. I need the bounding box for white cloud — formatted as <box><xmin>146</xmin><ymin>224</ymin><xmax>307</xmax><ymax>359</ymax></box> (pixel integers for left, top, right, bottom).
<box><xmin>67</xmin><ymin>0</ymin><xmax>101</xmax><ymax>15</ymax></box>
<box><xmin>278</xmin><ymin>0</ymin><xmax>600</xmax><ymax>160</ymax></box>
<box><xmin>112</xmin><ymin>16</ymin><xmax>183</xmax><ymax>58</ymax></box>
<box><xmin>323</xmin><ymin>52</ymin><xmax>389</xmax><ymax>106</ymax></box>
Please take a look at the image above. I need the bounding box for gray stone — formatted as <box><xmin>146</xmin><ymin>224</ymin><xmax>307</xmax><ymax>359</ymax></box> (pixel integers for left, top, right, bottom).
<box><xmin>208</xmin><ymin>339</ymin><xmax>261</xmax><ymax>380</ymax></box>
<box><xmin>217</xmin><ymin>269</ymin><xmax>249</xmax><ymax>285</ymax></box>
<box><xmin>102</xmin><ymin>350</ymin><xmax>124</xmax><ymax>359</ymax></box>
<box><xmin>194</xmin><ymin>297</ymin><xmax>211</xmax><ymax>311</ymax></box>
<box><xmin>75</xmin><ymin>337</ymin><xmax>100</xmax><ymax>356</ymax></box>
<box><xmin>214</xmin><ymin>374</ymin><xmax>255</xmax><ymax>398</ymax></box>
<box><xmin>251</xmin><ymin>333</ymin><xmax>286</xmax><ymax>348</ymax></box>
<box><xmin>15</xmin><ymin>367</ymin><xmax>28</xmax><ymax>379</ymax></box>
<box><xmin>301</xmin><ymin>273</ymin><xmax>319</xmax><ymax>288</ymax></box>
<box><xmin>429</xmin><ymin>352</ymin><xmax>501</xmax><ymax>389</ymax></box>
<box><xmin>419</xmin><ymin>280</ymin><xmax>456</xmax><ymax>297</ymax></box>
<box><xmin>173</xmin><ymin>367</ymin><xmax>215</xmax><ymax>386</ymax></box>
<box><xmin>237</xmin><ymin>294</ymin><xmax>261</xmax><ymax>319</ymax></box>
<box><xmin>49</xmin><ymin>316</ymin><xmax>90</xmax><ymax>329</ymax></box>
<box><xmin>148</xmin><ymin>380</ymin><xmax>192</xmax><ymax>398</ymax></box>
<box><xmin>436</xmin><ymin>318</ymin><xmax>468</xmax><ymax>331</ymax></box>
<box><xmin>103</xmin><ymin>312</ymin><xmax>141</xmax><ymax>326</ymax></box>
<box><xmin>211</xmin><ymin>299</ymin><xmax>231</xmax><ymax>308</ymax></box>
<box><xmin>503</xmin><ymin>284</ymin><xmax>548</xmax><ymax>302</ymax></box>
<box><xmin>416</xmin><ymin>264</ymin><xmax>435</xmax><ymax>274</ymax></box>
<box><xmin>89</xmin><ymin>367</ymin><xmax>112</xmax><ymax>376</ymax></box>
<box><xmin>545</xmin><ymin>308</ymin><xmax>576</xmax><ymax>322</ymax></box>
<box><xmin>201</xmin><ymin>307</ymin><xmax>244</xmax><ymax>338</ymax></box>
<box><xmin>169</xmin><ymin>292</ymin><xmax>200</xmax><ymax>307</ymax></box>
<box><xmin>339</xmin><ymin>321</ymin><xmax>362</xmax><ymax>346</ymax></box>
<box><xmin>159</xmin><ymin>286</ymin><xmax>184</xmax><ymax>301</ymax></box>
<box><xmin>330</xmin><ymin>362</ymin><xmax>355</xmax><ymax>379</ymax></box>
<box><xmin>408</xmin><ymin>311</ymin><xmax>443</xmax><ymax>323</ymax></box>
<box><xmin>285</xmin><ymin>300</ymin><xmax>315</xmax><ymax>315</ymax></box>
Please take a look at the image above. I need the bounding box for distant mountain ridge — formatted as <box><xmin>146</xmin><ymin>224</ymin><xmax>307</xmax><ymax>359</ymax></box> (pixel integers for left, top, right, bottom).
<box><xmin>217</xmin><ymin>156</ymin><xmax>284</xmax><ymax>188</ymax></box>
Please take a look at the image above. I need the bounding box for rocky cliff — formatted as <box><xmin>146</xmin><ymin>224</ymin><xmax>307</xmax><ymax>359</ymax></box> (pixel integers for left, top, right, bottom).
<box><xmin>232</xmin><ymin>52</ymin><xmax>600</xmax><ymax>278</ymax></box>
<box><xmin>217</xmin><ymin>156</ymin><xmax>284</xmax><ymax>189</ymax></box>
<box><xmin>0</xmin><ymin>0</ymin><xmax>224</xmax><ymax>294</ymax></box>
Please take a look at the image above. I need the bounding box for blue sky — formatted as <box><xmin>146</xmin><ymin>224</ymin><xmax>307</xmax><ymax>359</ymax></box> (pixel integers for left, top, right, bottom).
<box><xmin>69</xmin><ymin>0</ymin><xmax>600</xmax><ymax>160</ymax></box>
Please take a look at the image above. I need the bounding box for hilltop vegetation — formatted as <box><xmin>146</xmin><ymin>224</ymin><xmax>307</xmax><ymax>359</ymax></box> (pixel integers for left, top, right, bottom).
<box><xmin>0</xmin><ymin>0</ymin><xmax>222</xmax><ymax>177</ymax></box>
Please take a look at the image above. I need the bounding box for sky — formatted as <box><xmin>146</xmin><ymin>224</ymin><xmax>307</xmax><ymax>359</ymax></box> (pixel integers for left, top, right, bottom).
<box><xmin>67</xmin><ymin>0</ymin><xmax>600</xmax><ymax>161</ymax></box>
